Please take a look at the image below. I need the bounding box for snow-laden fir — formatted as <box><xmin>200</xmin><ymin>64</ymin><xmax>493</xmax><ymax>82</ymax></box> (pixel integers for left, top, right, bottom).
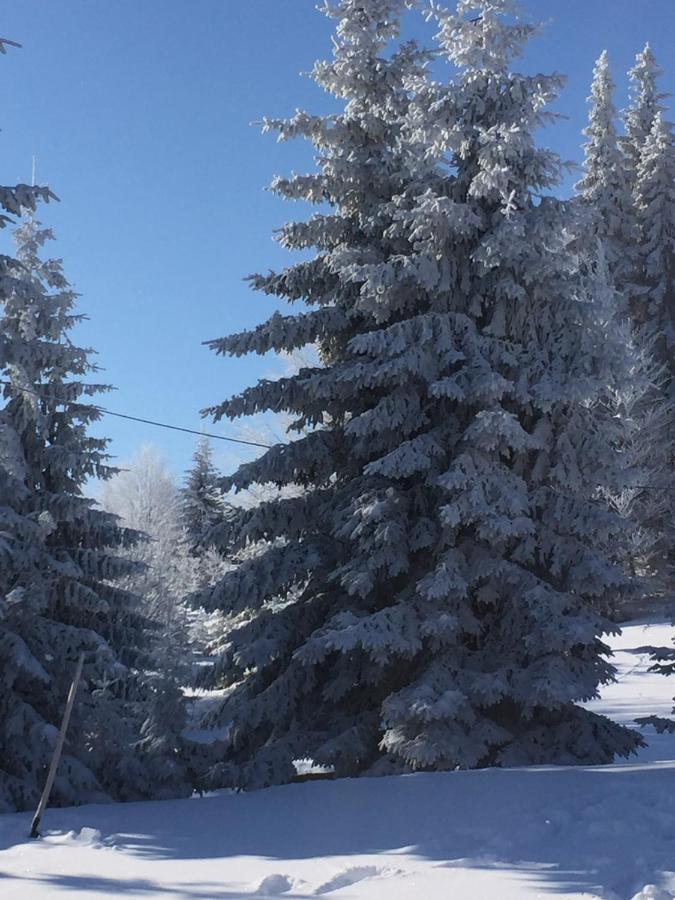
<box><xmin>192</xmin><ymin>0</ymin><xmax>645</xmax><ymax>790</ymax></box>
<box><xmin>576</xmin><ymin>50</ymin><xmax>637</xmax><ymax>307</ymax></box>
<box><xmin>621</xmin><ymin>45</ymin><xmax>666</xmax><ymax>193</ymax></box>
<box><xmin>634</xmin><ymin>111</ymin><xmax>675</xmax><ymax>384</ymax></box>
<box><xmin>0</xmin><ymin>214</ymin><xmax>189</xmax><ymax>811</ymax></box>
<box><xmin>576</xmin><ymin>44</ymin><xmax>675</xmax><ymax>595</ymax></box>
<box><xmin>181</xmin><ymin>436</ymin><xmax>229</xmax><ymax>558</ymax></box>
<box><xmin>621</xmin><ymin>44</ymin><xmax>674</xmax><ymax>368</ymax></box>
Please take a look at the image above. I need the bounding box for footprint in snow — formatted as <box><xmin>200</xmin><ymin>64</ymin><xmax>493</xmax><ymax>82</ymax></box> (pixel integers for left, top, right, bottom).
<box><xmin>314</xmin><ymin>865</ymin><xmax>394</xmax><ymax>895</ymax></box>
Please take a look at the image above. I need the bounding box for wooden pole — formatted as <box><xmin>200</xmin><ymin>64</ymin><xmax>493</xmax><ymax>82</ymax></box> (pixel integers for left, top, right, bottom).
<box><xmin>30</xmin><ymin>653</ymin><xmax>85</xmax><ymax>839</ymax></box>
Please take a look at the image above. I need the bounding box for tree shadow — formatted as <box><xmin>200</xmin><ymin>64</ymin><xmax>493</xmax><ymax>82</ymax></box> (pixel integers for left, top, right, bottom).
<box><xmin>0</xmin><ymin>871</ymin><xmax>313</xmax><ymax>899</ymax></box>
<box><xmin>1</xmin><ymin>765</ymin><xmax>674</xmax><ymax>898</ymax></box>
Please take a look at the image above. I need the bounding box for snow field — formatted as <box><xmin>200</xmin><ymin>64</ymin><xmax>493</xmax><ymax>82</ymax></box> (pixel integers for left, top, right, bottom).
<box><xmin>0</xmin><ymin>619</ymin><xmax>674</xmax><ymax>900</ymax></box>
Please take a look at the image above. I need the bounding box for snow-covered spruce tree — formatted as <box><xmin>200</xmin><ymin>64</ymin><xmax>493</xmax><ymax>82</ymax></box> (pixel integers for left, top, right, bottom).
<box><xmin>373</xmin><ymin>0</ymin><xmax>643</xmax><ymax>769</ymax></box>
<box><xmin>182</xmin><ymin>436</ymin><xmax>227</xmax><ymax>555</ymax></box>
<box><xmin>621</xmin><ymin>44</ymin><xmax>666</xmax><ymax>188</ymax></box>
<box><xmin>633</xmin><ymin>112</ymin><xmax>675</xmax><ymax>384</ymax></box>
<box><xmin>582</xmin><ymin>248</ymin><xmax>674</xmax><ymax>612</ymax></box>
<box><xmin>0</xmin><ymin>217</ymin><xmax>189</xmax><ymax>811</ymax></box>
<box><xmin>609</xmin><ymin>359</ymin><xmax>675</xmax><ymax>603</ymax></box>
<box><xmin>631</xmin><ymin>111</ymin><xmax>675</xmax><ymax>595</ymax></box>
<box><xmin>576</xmin><ymin>51</ymin><xmax>637</xmax><ymax>306</ymax></box>
<box><xmin>577</xmin><ymin>51</ymin><xmax>674</xmax><ymax>601</ymax></box>
<box><xmin>619</xmin><ymin>47</ymin><xmax>675</xmax><ymax>730</ymax></box>
<box><xmin>620</xmin><ymin>44</ymin><xmax>669</xmax><ymax>336</ymax></box>
<box><xmin>194</xmin><ymin>0</ymin><xmax>642</xmax><ymax>788</ymax></box>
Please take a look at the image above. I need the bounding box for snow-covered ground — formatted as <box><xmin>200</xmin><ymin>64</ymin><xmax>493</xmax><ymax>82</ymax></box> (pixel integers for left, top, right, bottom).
<box><xmin>1</xmin><ymin>619</ymin><xmax>674</xmax><ymax>900</ymax></box>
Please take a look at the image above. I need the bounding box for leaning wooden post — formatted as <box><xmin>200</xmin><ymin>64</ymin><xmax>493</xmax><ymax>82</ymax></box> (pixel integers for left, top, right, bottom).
<box><xmin>30</xmin><ymin>653</ymin><xmax>85</xmax><ymax>839</ymax></box>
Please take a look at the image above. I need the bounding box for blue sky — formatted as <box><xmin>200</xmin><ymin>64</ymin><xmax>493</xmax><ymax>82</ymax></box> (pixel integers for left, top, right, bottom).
<box><xmin>2</xmin><ymin>0</ymin><xmax>674</xmax><ymax>480</ymax></box>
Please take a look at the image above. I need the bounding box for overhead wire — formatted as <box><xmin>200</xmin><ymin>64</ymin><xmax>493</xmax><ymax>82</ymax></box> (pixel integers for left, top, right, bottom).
<box><xmin>0</xmin><ymin>384</ymin><xmax>661</xmax><ymax>492</ymax></box>
<box><xmin>0</xmin><ymin>381</ymin><xmax>272</xmax><ymax>450</ymax></box>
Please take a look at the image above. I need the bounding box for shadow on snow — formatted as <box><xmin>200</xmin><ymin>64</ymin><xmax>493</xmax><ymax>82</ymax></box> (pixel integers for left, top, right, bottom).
<box><xmin>2</xmin><ymin>763</ymin><xmax>675</xmax><ymax>897</ymax></box>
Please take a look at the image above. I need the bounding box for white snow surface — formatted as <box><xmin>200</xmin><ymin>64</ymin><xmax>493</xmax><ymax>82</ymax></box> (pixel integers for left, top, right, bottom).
<box><xmin>1</xmin><ymin>618</ymin><xmax>674</xmax><ymax>900</ymax></box>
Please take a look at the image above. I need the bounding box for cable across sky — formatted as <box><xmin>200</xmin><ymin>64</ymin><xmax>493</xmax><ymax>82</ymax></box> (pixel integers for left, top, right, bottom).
<box><xmin>0</xmin><ymin>382</ymin><xmax>273</xmax><ymax>450</ymax></box>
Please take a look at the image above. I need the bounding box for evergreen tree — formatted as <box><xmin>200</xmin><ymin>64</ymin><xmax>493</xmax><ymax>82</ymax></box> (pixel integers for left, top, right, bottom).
<box><xmin>578</xmin><ymin>48</ymin><xmax>674</xmax><ymax>602</ymax></box>
<box><xmin>182</xmin><ymin>436</ymin><xmax>226</xmax><ymax>555</ymax></box>
<box><xmin>377</xmin><ymin>0</ymin><xmax>642</xmax><ymax>771</ymax></box>
<box><xmin>621</xmin><ymin>44</ymin><xmax>665</xmax><ymax>184</ymax></box>
<box><xmin>0</xmin><ymin>217</ymin><xmax>189</xmax><ymax>811</ymax></box>
<box><xmin>193</xmin><ymin>0</ymin><xmax>641</xmax><ymax>789</ymax></box>
<box><xmin>632</xmin><ymin>111</ymin><xmax>675</xmax><ymax>594</ymax></box>
<box><xmin>584</xmin><ymin>248</ymin><xmax>674</xmax><ymax>608</ymax></box>
<box><xmin>576</xmin><ymin>51</ymin><xmax>637</xmax><ymax>303</ymax></box>
<box><xmin>633</xmin><ymin>112</ymin><xmax>675</xmax><ymax>382</ymax></box>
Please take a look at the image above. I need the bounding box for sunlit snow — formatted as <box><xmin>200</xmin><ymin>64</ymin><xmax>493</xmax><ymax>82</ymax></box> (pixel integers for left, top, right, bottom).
<box><xmin>1</xmin><ymin>618</ymin><xmax>674</xmax><ymax>899</ymax></box>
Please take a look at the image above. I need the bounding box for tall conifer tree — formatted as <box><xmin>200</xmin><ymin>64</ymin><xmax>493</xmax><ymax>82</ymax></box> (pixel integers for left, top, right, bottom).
<box><xmin>0</xmin><ymin>216</ymin><xmax>189</xmax><ymax>811</ymax></box>
<box><xmin>578</xmin><ymin>49</ymin><xmax>673</xmax><ymax>601</ymax></box>
<box><xmin>633</xmin><ymin>112</ymin><xmax>675</xmax><ymax>591</ymax></box>
<box><xmin>624</xmin><ymin>49</ymin><xmax>675</xmax><ymax>591</ymax></box>
<box><xmin>634</xmin><ymin>112</ymin><xmax>675</xmax><ymax>382</ymax></box>
<box><xmin>182</xmin><ymin>436</ymin><xmax>226</xmax><ymax>555</ymax></box>
<box><xmin>622</xmin><ymin>44</ymin><xmax>665</xmax><ymax>183</ymax></box>
<box><xmin>378</xmin><ymin>0</ymin><xmax>642</xmax><ymax>770</ymax></box>
<box><xmin>194</xmin><ymin>0</ymin><xmax>641</xmax><ymax>789</ymax></box>
<box><xmin>577</xmin><ymin>51</ymin><xmax>637</xmax><ymax>303</ymax></box>
<box><xmin>621</xmin><ymin>45</ymin><xmax>672</xmax><ymax>344</ymax></box>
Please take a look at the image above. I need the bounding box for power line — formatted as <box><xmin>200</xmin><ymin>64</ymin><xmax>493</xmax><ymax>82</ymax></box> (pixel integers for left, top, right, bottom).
<box><xmin>0</xmin><ymin>382</ymin><xmax>272</xmax><ymax>450</ymax></box>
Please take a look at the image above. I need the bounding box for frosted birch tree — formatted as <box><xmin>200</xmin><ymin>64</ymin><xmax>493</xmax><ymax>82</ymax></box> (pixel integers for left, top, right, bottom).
<box><xmin>102</xmin><ymin>445</ymin><xmax>197</xmax><ymax>651</ymax></box>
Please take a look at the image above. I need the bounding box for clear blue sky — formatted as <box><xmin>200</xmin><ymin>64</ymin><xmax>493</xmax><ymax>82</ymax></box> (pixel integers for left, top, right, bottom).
<box><xmin>2</xmin><ymin>0</ymin><xmax>674</xmax><ymax>480</ymax></box>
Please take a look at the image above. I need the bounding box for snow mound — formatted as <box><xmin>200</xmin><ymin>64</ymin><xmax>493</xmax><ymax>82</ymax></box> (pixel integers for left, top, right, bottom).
<box><xmin>62</xmin><ymin>827</ymin><xmax>102</xmax><ymax>847</ymax></box>
<box><xmin>630</xmin><ymin>887</ymin><xmax>673</xmax><ymax>900</ymax></box>
<box><xmin>256</xmin><ymin>873</ymin><xmax>294</xmax><ymax>894</ymax></box>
